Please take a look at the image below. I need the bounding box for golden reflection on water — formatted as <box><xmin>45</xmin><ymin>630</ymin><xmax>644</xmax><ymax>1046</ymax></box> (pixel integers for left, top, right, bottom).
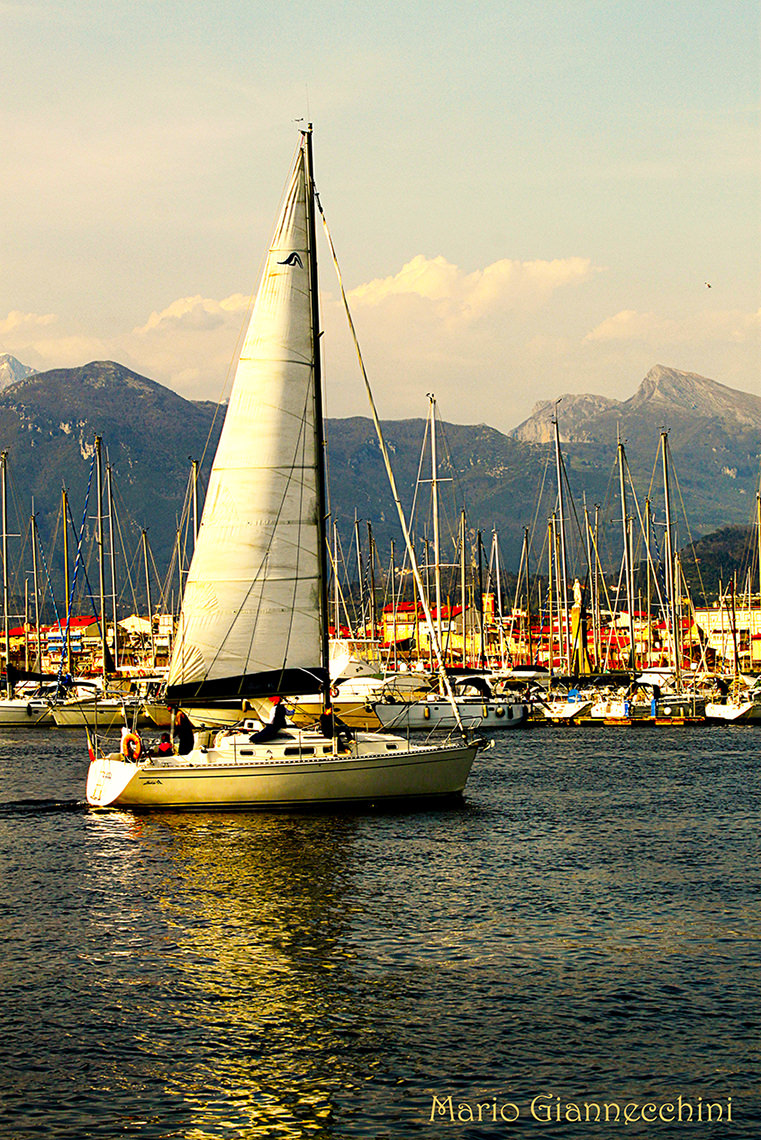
<box><xmin>94</xmin><ymin>810</ymin><xmax>373</xmax><ymax>1138</ymax></box>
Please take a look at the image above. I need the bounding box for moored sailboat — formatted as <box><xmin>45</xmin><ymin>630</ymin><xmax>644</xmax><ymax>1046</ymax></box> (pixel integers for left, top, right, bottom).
<box><xmin>86</xmin><ymin>127</ymin><xmax>482</xmax><ymax>809</ymax></box>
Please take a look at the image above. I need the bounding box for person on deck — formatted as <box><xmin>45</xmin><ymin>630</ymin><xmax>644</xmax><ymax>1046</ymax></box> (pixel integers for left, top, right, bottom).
<box><xmin>157</xmin><ymin>732</ymin><xmax>174</xmax><ymax>756</ymax></box>
<box><xmin>319</xmin><ymin>704</ymin><xmax>353</xmax><ymax>746</ymax></box>
<box><xmin>174</xmin><ymin>710</ymin><xmax>195</xmax><ymax>755</ymax></box>
<box><xmin>249</xmin><ymin>696</ymin><xmax>288</xmax><ymax>743</ymax></box>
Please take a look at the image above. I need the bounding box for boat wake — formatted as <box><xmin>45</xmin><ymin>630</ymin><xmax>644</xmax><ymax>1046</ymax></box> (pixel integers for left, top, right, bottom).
<box><xmin>0</xmin><ymin>797</ymin><xmax>86</xmax><ymax>817</ymax></box>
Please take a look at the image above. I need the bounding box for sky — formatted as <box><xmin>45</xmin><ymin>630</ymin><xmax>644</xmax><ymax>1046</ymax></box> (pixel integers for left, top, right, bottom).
<box><xmin>1</xmin><ymin>0</ymin><xmax>759</xmax><ymax>433</ymax></box>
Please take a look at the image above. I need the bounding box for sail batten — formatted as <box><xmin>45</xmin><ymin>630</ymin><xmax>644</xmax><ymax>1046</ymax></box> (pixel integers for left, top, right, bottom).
<box><xmin>166</xmin><ymin>139</ymin><xmax>325</xmax><ymax>702</ymax></box>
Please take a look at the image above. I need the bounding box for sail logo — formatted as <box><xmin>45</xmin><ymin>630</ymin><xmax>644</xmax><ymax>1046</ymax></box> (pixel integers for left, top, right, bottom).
<box><xmin>278</xmin><ymin>252</ymin><xmax>303</xmax><ymax>268</ymax></box>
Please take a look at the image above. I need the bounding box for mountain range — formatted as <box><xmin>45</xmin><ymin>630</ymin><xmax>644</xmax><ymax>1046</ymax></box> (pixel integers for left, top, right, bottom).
<box><xmin>511</xmin><ymin>364</ymin><xmax>761</xmax><ymax>442</ymax></box>
<box><xmin>0</xmin><ymin>355</ymin><xmax>758</xmax><ymax>610</ymax></box>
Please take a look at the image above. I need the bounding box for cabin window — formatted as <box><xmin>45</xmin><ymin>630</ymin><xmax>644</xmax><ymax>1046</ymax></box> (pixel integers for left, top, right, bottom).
<box><xmin>284</xmin><ymin>746</ymin><xmax>314</xmax><ymax>756</ymax></box>
<box><xmin>385</xmin><ymin>743</ymin><xmax>399</xmax><ymax>750</ymax></box>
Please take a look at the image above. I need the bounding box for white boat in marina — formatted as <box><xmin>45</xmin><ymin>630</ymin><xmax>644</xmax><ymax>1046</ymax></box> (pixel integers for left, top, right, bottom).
<box><xmin>373</xmin><ymin>694</ymin><xmax>528</xmax><ymax>731</ymax></box>
<box><xmin>587</xmin><ymin>695</ymin><xmax>651</xmax><ymax>722</ymax></box>
<box><xmin>0</xmin><ymin>668</ymin><xmax>70</xmax><ymax>727</ymax></box>
<box><xmin>705</xmin><ymin>678</ymin><xmax>761</xmax><ymax>722</ymax></box>
<box><xmin>540</xmin><ymin>692</ymin><xmax>593</xmax><ymax>722</ymax></box>
<box><xmin>87</xmin><ymin>127</ymin><xmax>483</xmax><ymax>809</ymax></box>
<box><xmin>704</xmin><ymin>698</ymin><xmax>761</xmax><ymax>723</ymax></box>
<box><xmin>52</xmin><ymin>693</ymin><xmax>154</xmax><ymax>729</ymax></box>
<box><xmin>0</xmin><ymin>693</ymin><xmax>54</xmax><ymax>726</ymax></box>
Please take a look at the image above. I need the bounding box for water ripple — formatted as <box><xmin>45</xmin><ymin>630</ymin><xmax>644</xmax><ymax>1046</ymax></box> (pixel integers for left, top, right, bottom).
<box><xmin>0</xmin><ymin>726</ymin><xmax>758</xmax><ymax>1138</ymax></box>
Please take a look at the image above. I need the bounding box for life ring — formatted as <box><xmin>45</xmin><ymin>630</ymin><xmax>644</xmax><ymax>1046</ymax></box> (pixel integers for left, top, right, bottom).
<box><xmin>121</xmin><ymin>732</ymin><xmax>142</xmax><ymax>762</ymax></box>
<box><xmin>330</xmin><ymin>686</ymin><xmax>339</xmax><ymax>698</ymax></box>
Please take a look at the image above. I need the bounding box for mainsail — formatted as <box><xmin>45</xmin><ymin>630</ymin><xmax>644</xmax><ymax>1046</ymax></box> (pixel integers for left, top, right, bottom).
<box><xmin>166</xmin><ymin>137</ymin><xmax>328</xmax><ymax>702</ymax></box>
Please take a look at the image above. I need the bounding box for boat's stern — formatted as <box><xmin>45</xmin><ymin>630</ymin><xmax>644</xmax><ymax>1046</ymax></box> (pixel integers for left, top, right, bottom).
<box><xmin>86</xmin><ymin>753</ymin><xmax>141</xmax><ymax>807</ymax></box>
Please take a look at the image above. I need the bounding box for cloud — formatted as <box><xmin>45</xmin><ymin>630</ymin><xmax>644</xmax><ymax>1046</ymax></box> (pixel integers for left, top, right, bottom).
<box><xmin>349</xmin><ymin>254</ymin><xmax>600</xmax><ymax>322</ymax></box>
<box><xmin>135</xmin><ymin>294</ymin><xmax>251</xmax><ymax>335</ymax></box>
<box><xmin>585</xmin><ymin>307</ymin><xmax>761</xmax><ymax>345</ymax></box>
<box><xmin>126</xmin><ymin>293</ymin><xmax>253</xmax><ymax>400</ymax></box>
<box><xmin>3</xmin><ymin>286</ymin><xmax>759</xmax><ymax>432</ymax></box>
<box><xmin>0</xmin><ymin>309</ymin><xmax>57</xmax><ymax>335</ymax></box>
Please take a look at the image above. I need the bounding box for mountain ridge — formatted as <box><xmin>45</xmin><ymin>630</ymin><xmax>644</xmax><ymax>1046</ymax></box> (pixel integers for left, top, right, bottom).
<box><xmin>512</xmin><ymin>364</ymin><xmax>761</xmax><ymax>443</ymax></box>
<box><xmin>0</xmin><ymin>358</ymin><xmax>758</xmax><ymax>606</ymax></box>
<box><xmin>0</xmin><ymin>353</ymin><xmax>36</xmax><ymax>391</ymax></box>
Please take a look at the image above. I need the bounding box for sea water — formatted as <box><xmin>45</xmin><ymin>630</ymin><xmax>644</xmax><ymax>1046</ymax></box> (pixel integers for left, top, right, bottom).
<box><xmin>0</xmin><ymin>725</ymin><xmax>758</xmax><ymax>1139</ymax></box>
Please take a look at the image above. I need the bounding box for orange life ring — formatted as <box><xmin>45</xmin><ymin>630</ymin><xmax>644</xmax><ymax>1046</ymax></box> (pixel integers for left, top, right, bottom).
<box><xmin>121</xmin><ymin>732</ymin><xmax>142</xmax><ymax>762</ymax></box>
<box><xmin>330</xmin><ymin>685</ymin><xmax>339</xmax><ymax>698</ymax></box>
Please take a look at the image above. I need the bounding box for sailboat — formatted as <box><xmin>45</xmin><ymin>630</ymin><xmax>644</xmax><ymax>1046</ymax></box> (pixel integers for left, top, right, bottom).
<box><xmin>86</xmin><ymin>127</ymin><xmax>482</xmax><ymax>809</ymax></box>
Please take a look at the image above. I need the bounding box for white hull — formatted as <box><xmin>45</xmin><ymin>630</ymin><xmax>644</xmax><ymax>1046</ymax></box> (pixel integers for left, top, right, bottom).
<box><xmin>541</xmin><ymin>699</ymin><xmax>593</xmax><ymax>722</ymax></box>
<box><xmin>53</xmin><ymin>699</ymin><xmax>153</xmax><ymax>728</ymax></box>
<box><xmin>705</xmin><ymin>700</ymin><xmax>761</xmax><ymax>723</ymax></box>
<box><xmin>373</xmin><ymin>699</ymin><xmax>528</xmax><ymax>731</ymax></box>
<box><xmin>86</xmin><ymin>726</ymin><xmax>480</xmax><ymax>809</ymax></box>
<box><xmin>0</xmin><ymin>698</ymin><xmax>53</xmax><ymax>726</ymax></box>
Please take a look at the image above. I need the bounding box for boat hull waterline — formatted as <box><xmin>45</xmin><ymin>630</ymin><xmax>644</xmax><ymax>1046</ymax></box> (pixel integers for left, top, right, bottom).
<box><xmin>86</xmin><ymin>734</ymin><xmax>480</xmax><ymax>809</ymax></box>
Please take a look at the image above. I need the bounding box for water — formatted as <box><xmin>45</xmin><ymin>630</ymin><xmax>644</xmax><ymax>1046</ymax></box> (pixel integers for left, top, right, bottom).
<box><xmin>1</xmin><ymin>725</ymin><xmax>759</xmax><ymax>1139</ymax></box>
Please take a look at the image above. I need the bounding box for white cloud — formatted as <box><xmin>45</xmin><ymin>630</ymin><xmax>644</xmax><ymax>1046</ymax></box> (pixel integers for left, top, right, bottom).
<box><xmin>0</xmin><ymin>310</ymin><xmax>57</xmax><ymax>335</ymax></box>
<box><xmin>3</xmin><ymin>285</ymin><xmax>759</xmax><ymax>431</ymax></box>
<box><xmin>134</xmin><ymin>294</ymin><xmax>251</xmax><ymax>335</ymax></box>
<box><xmin>586</xmin><ymin>307</ymin><xmax>761</xmax><ymax>345</ymax></box>
<box><xmin>350</xmin><ymin>254</ymin><xmax>600</xmax><ymax>322</ymax></box>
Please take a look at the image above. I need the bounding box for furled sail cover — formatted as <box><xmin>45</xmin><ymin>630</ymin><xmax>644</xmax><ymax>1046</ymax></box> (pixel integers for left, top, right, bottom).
<box><xmin>167</xmin><ymin>142</ymin><xmax>326</xmax><ymax>701</ymax></box>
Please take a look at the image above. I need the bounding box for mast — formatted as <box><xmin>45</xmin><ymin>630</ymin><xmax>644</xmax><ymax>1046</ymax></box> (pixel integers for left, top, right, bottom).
<box><xmin>583</xmin><ymin>503</ymin><xmax>594</xmax><ymax>669</ymax></box>
<box><xmin>191</xmin><ymin>459</ymin><xmax>199</xmax><ymax>546</ymax></box>
<box><xmin>645</xmin><ymin>498</ymin><xmax>652</xmax><ymax>668</ymax></box>
<box><xmin>106</xmin><ymin>463</ymin><xmax>119</xmax><ymax>672</ymax></box>
<box><xmin>493</xmin><ymin>531</ymin><xmax>506</xmax><ymax>668</ymax></box>
<box><xmin>31</xmin><ymin>510</ymin><xmax>41</xmax><ymax>671</ymax></box>
<box><xmin>730</xmin><ymin>573</ymin><xmax>740</xmax><ymax>682</ymax></box>
<box><xmin>594</xmin><ymin>504</ymin><xmax>602</xmax><ymax>668</ymax></box>
<box><xmin>476</xmin><ymin>530</ymin><xmax>485</xmax><ymax>669</ymax></box>
<box><xmin>428</xmin><ymin>393</ymin><xmax>443</xmax><ymax>655</ymax></box>
<box><xmin>367</xmin><ymin>521</ymin><xmax>376</xmax><ymax>641</ymax></box>
<box><xmin>552</xmin><ymin>414</ymin><xmax>571</xmax><ymax>673</ymax></box>
<box><xmin>459</xmin><ymin>511</ymin><xmax>467</xmax><ymax>668</ymax></box>
<box><xmin>176</xmin><ymin>524</ymin><xmax>182</xmax><ymax>620</ymax></box>
<box><xmin>333</xmin><ymin>521</ymin><xmax>340</xmax><ymax>637</ymax></box>
<box><xmin>661</xmin><ymin>430</ymin><xmax>680</xmax><ymax>685</ymax></box>
<box><xmin>94</xmin><ymin>437</ymin><xmax>108</xmax><ymax>681</ymax></box>
<box><xmin>303</xmin><ymin>124</ymin><xmax>331</xmax><ymax>702</ymax></box>
<box><xmin>354</xmin><ymin>515</ymin><xmax>365</xmax><ymax>634</ymax></box>
<box><xmin>1</xmin><ymin>452</ymin><xmax>9</xmax><ymax>695</ymax></box>
<box><xmin>524</xmin><ymin>527</ymin><xmax>533</xmax><ymax>666</ymax></box>
<box><xmin>617</xmin><ymin>433</ymin><xmax>636</xmax><ymax>673</ymax></box>
<box><xmin>389</xmin><ymin>539</ymin><xmax>397</xmax><ymax>671</ymax></box>
<box><xmin>62</xmin><ymin>488</ymin><xmax>71</xmax><ymax>675</ymax></box>
<box><xmin>756</xmin><ymin>491</ymin><xmax>761</xmax><ymax>644</ymax></box>
<box><xmin>548</xmin><ymin>515</ymin><xmax>556</xmax><ymax>674</ymax></box>
<box><xmin>142</xmin><ymin>530</ymin><xmax>156</xmax><ymax>672</ymax></box>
